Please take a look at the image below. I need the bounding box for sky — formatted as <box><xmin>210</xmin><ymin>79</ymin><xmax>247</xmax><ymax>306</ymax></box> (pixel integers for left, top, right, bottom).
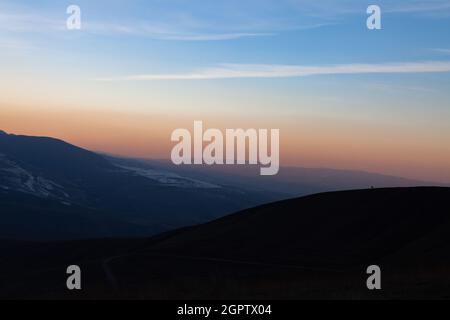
<box><xmin>1</xmin><ymin>0</ymin><xmax>450</xmax><ymax>183</ymax></box>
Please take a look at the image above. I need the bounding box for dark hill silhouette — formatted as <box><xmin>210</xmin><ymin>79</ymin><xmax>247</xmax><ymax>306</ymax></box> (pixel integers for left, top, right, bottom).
<box><xmin>149</xmin><ymin>187</ymin><xmax>450</xmax><ymax>268</ymax></box>
<box><xmin>1</xmin><ymin>187</ymin><xmax>449</xmax><ymax>299</ymax></box>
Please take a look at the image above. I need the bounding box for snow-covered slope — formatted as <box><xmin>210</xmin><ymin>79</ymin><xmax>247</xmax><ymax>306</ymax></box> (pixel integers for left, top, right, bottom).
<box><xmin>0</xmin><ymin>153</ymin><xmax>69</xmax><ymax>200</ymax></box>
<box><xmin>115</xmin><ymin>164</ymin><xmax>221</xmax><ymax>189</ymax></box>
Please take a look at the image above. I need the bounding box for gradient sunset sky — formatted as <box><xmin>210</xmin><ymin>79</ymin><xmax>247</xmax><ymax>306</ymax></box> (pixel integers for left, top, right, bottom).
<box><xmin>1</xmin><ymin>0</ymin><xmax>450</xmax><ymax>183</ymax></box>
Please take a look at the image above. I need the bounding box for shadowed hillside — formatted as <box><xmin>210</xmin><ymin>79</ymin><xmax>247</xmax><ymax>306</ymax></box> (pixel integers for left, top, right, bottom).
<box><xmin>1</xmin><ymin>187</ymin><xmax>449</xmax><ymax>299</ymax></box>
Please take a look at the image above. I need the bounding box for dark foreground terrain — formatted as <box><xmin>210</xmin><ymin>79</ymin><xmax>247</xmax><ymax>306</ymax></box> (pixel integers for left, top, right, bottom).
<box><xmin>1</xmin><ymin>187</ymin><xmax>449</xmax><ymax>299</ymax></box>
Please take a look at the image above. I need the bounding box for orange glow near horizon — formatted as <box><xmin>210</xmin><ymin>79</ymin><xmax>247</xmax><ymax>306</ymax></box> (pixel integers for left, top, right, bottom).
<box><xmin>1</xmin><ymin>103</ymin><xmax>449</xmax><ymax>184</ymax></box>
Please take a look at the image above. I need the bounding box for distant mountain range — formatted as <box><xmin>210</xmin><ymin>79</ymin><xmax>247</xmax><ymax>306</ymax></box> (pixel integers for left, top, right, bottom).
<box><xmin>1</xmin><ymin>187</ymin><xmax>449</xmax><ymax>299</ymax></box>
<box><xmin>138</xmin><ymin>159</ymin><xmax>439</xmax><ymax>196</ymax></box>
<box><xmin>0</xmin><ymin>130</ymin><xmax>444</xmax><ymax>240</ymax></box>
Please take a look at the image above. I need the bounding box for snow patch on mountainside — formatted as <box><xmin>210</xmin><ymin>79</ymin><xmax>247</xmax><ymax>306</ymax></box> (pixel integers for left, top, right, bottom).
<box><xmin>0</xmin><ymin>153</ymin><xmax>69</xmax><ymax>199</ymax></box>
<box><xmin>116</xmin><ymin>164</ymin><xmax>221</xmax><ymax>189</ymax></box>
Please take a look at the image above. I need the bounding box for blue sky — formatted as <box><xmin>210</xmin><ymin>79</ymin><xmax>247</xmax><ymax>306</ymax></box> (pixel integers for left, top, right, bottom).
<box><xmin>2</xmin><ymin>0</ymin><xmax>449</xmax><ymax>114</ymax></box>
<box><xmin>1</xmin><ymin>1</ymin><xmax>450</xmax><ymax>182</ymax></box>
<box><xmin>2</xmin><ymin>0</ymin><xmax>450</xmax><ymax>68</ymax></box>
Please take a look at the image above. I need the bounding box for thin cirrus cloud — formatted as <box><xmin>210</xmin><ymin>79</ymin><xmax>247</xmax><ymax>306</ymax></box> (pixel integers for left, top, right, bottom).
<box><xmin>95</xmin><ymin>61</ymin><xmax>450</xmax><ymax>81</ymax></box>
<box><xmin>282</xmin><ymin>0</ymin><xmax>450</xmax><ymax>20</ymax></box>
<box><xmin>384</xmin><ymin>0</ymin><xmax>450</xmax><ymax>13</ymax></box>
<box><xmin>0</xmin><ymin>11</ymin><xmax>274</xmax><ymax>41</ymax></box>
<box><xmin>138</xmin><ymin>32</ymin><xmax>274</xmax><ymax>41</ymax></box>
<box><xmin>432</xmin><ymin>48</ymin><xmax>450</xmax><ymax>55</ymax></box>
<box><xmin>82</xmin><ymin>21</ymin><xmax>331</xmax><ymax>40</ymax></box>
<box><xmin>0</xmin><ymin>0</ymin><xmax>334</xmax><ymax>38</ymax></box>
<box><xmin>82</xmin><ymin>23</ymin><xmax>333</xmax><ymax>40</ymax></box>
<box><xmin>83</xmin><ymin>21</ymin><xmax>276</xmax><ymax>41</ymax></box>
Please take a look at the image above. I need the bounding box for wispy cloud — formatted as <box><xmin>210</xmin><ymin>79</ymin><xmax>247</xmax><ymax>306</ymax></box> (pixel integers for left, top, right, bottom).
<box><xmin>0</xmin><ymin>11</ymin><xmax>276</xmax><ymax>41</ymax></box>
<box><xmin>431</xmin><ymin>48</ymin><xmax>450</xmax><ymax>55</ymax></box>
<box><xmin>0</xmin><ymin>1</ymin><xmax>355</xmax><ymax>42</ymax></box>
<box><xmin>95</xmin><ymin>61</ymin><xmax>450</xmax><ymax>81</ymax></box>
<box><xmin>82</xmin><ymin>18</ymin><xmax>330</xmax><ymax>40</ymax></box>
<box><xmin>1</xmin><ymin>0</ymin><xmax>449</xmax><ymax>44</ymax></box>
<box><xmin>137</xmin><ymin>32</ymin><xmax>274</xmax><ymax>41</ymax></box>
<box><xmin>119</xmin><ymin>22</ymin><xmax>334</xmax><ymax>39</ymax></box>
<box><xmin>289</xmin><ymin>0</ymin><xmax>450</xmax><ymax>16</ymax></box>
<box><xmin>83</xmin><ymin>21</ymin><xmax>275</xmax><ymax>41</ymax></box>
<box><xmin>385</xmin><ymin>0</ymin><xmax>450</xmax><ymax>14</ymax></box>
